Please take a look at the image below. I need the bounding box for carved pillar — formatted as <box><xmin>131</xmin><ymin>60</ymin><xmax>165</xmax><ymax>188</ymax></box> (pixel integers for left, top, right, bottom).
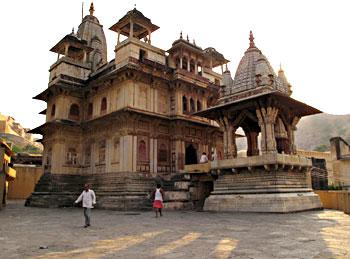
<box><xmin>221</xmin><ymin>117</ymin><xmax>237</xmax><ymax>159</ymax></box>
<box><xmin>83</xmin><ymin>51</ymin><xmax>87</xmax><ymax>63</ymax></box>
<box><xmin>247</xmin><ymin>131</ymin><xmax>259</xmax><ymax>156</ymax></box>
<box><xmin>130</xmin><ymin>21</ymin><xmax>134</xmax><ymax>38</ymax></box>
<box><xmin>256</xmin><ymin>106</ymin><xmax>278</xmax><ymax>154</ymax></box>
<box><xmin>117</xmin><ymin>30</ymin><xmax>121</xmax><ymax>44</ymax></box>
<box><xmin>187</xmin><ymin>58</ymin><xmax>190</xmax><ymax>72</ymax></box>
<box><xmin>148</xmin><ymin>30</ymin><xmax>151</xmax><ymax>44</ymax></box>
<box><xmin>288</xmin><ymin>116</ymin><xmax>300</xmax><ymax>154</ymax></box>
<box><xmin>64</xmin><ymin>43</ymin><xmax>69</xmax><ymax>56</ymax></box>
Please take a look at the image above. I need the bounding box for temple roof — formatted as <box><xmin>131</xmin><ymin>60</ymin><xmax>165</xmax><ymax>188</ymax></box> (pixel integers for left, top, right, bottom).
<box><xmin>194</xmin><ymin>91</ymin><xmax>321</xmax><ymax>120</ymax></box>
<box><xmin>109</xmin><ymin>8</ymin><xmax>159</xmax><ymax>39</ymax></box>
<box><xmin>28</xmin><ymin>120</ymin><xmax>79</xmax><ymax>134</ymax></box>
<box><xmin>50</xmin><ymin>33</ymin><xmax>93</xmax><ymax>55</ymax></box>
<box><xmin>204</xmin><ymin>47</ymin><xmax>229</xmax><ymax>67</ymax></box>
<box><xmin>221</xmin><ymin>31</ymin><xmax>290</xmax><ymax>99</ymax></box>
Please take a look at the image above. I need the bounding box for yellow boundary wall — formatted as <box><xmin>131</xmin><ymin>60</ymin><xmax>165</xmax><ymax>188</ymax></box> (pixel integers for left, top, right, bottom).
<box><xmin>315</xmin><ymin>190</ymin><xmax>350</xmax><ymax>214</ymax></box>
<box><xmin>7</xmin><ymin>166</ymin><xmax>43</xmax><ymax>199</ymax></box>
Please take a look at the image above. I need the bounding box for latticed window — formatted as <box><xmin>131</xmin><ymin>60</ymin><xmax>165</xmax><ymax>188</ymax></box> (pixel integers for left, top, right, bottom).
<box><xmin>85</xmin><ymin>146</ymin><xmax>91</xmax><ymax>166</ymax></box>
<box><xmin>87</xmin><ymin>103</ymin><xmax>93</xmax><ymax>118</ymax></box>
<box><xmin>197</xmin><ymin>100</ymin><xmax>202</xmax><ymax>111</ymax></box>
<box><xmin>158</xmin><ymin>143</ymin><xmax>168</xmax><ymax>163</ymax></box>
<box><xmin>69</xmin><ymin>104</ymin><xmax>80</xmax><ymax>120</ymax></box>
<box><xmin>101</xmin><ymin>97</ymin><xmax>107</xmax><ymax>114</ymax></box>
<box><xmin>138</xmin><ymin>140</ymin><xmax>147</xmax><ymax>161</ymax></box>
<box><xmin>112</xmin><ymin>138</ymin><xmax>120</xmax><ymax>163</ymax></box>
<box><xmin>190</xmin><ymin>98</ymin><xmax>195</xmax><ymax>112</ymax></box>
<box><xmin>51</xmin><ymin>104</ymin><xmax>56</xmax><ymax>117</ymax></box>
<box><xmin>98</xmin><ymin>140</ymin><xmax>106</xmax><ymax>164</ymax></box>
<box><xmin>66</xmin><ymin>148</ymin><xmax>77</xmax><ymax>165</ymax></box>
<box><xmin>182</xmin><ymin>96</ymin><xmax>187</xmax><ymax>113</ymax></box>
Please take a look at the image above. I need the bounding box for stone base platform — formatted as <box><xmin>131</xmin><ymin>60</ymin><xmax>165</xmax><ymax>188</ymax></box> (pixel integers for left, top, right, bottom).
<box><xmin>203</xmin><ymin>168</ymin><xmax>323</xmax><ymax>213</ymax></box>
<box><xmin>204</xmin><ymin>192</ymin><xmax>322</xmax><ymax>213</ymax></box>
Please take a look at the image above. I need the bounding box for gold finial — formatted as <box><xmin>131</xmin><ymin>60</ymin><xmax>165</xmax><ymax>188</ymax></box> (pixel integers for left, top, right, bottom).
<box><xmin>180</xmin><ymin>31</ymin><xmax>183</xmax><ymax>39</ymax></box>
<box><xmin>71</xmin><ymin>27</ymin><xmax>75</xmax><ymax>34</ymax></box>
<box><xmin>186</xmin><ymin>35</ymin><xmax>189</xmax><ymax>42</ymax></box>
<box><xmin>89</xmin><ymin>2</ymin><xmax>95</xmax><ymax>16</ymax></box>
<box><xmin>249</xmin><ymin>30</ymin><xmax>255</xmax><ymax>48</ymax></box>
<box><xmin>193</xmin><ymin>39</ymin><xmax>196</xmax><ymax>45</ymax></box>
<box><xmin>279</xmin><ymin>62</ymin><xmax>284</xmax><ymax>72</ymax></box>
<box><xmin>134</xmin><ymin>3</ymin><xmax>136</xmax><ymax>9</ymax></box>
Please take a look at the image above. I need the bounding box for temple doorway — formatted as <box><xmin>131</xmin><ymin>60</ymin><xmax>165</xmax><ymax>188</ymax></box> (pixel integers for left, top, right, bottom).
<box><xmin>185</xmin><ymin>144</ymin><xmax>197</xmax><ymax>165</ymax></box>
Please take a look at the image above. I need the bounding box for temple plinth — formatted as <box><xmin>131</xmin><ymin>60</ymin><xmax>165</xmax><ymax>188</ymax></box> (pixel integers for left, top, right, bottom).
<box><xmin>195</xmin><ymin>32</ymin><xmax>322</xmax><ymax>213</ymax></box>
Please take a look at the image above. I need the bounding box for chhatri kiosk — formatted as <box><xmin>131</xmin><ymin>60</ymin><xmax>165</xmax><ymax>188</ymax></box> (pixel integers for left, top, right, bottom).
<box><xmin>195</xmin><ymin>32</ymin><xmax>322</xmax><ymax>213</ymax></box>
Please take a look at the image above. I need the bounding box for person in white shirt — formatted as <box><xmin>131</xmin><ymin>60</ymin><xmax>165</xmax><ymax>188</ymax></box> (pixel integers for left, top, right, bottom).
<box><xmin>75</xmin><ymin>184</ymin><xmax>96</xmax><ymax>228</ymax></box>
<box><xmin>199</xmin><ymin>152</ymin><xmax>208</xmax><ymax>163</ymax></box>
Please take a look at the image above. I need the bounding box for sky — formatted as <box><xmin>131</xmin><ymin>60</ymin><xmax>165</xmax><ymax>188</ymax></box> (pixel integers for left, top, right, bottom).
<box><xmin>0</xmin><ymin>0</ymin><xmax>349</xmax><ymax>130</ymax></box>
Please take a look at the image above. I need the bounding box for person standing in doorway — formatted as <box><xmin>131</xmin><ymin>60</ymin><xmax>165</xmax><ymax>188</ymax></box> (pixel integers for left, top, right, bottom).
<box><xmin>199</xmin><ymin>152</ymin><xmax>208</xmax><ymax>163</ymax></box>
<box><xmin>152</xmin><ymin>183</ymin><xmax>165</xmax><ymax>218</ymax></box>
<box><xmin>74</xmin><ymin>184</ymin><xmax>96</xmax><ymax>228</ymax></box>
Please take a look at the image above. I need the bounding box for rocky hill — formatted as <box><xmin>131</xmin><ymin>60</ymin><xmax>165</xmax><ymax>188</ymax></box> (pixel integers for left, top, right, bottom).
<box><xmin>0</xmin><ymin>133</ymin><xmax>43</xmax><ymax>154</ymax></box>
<box><xmin>295</xmin><ymin>113</ymin><xmax>350</xmax><ymax>151</ymax></box>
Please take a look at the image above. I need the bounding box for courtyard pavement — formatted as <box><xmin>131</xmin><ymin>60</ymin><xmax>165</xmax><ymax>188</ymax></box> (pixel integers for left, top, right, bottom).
<box><xmin>1</xmin><ymin>200</ymin><xmax>350</xmax><ymax>259</ymax></box>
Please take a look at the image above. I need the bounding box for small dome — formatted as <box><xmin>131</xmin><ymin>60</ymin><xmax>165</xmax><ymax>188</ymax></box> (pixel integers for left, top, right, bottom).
<box><xmin>223</xmin><ymin>31</ymin><xmax>290</xmax><ymax>97</ymax></box>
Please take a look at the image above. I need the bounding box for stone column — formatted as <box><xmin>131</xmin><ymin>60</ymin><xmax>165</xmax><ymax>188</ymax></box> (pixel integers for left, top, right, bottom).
<box><xmin>250</xmin><ymin>132</ymin><xmax>259</xmax><ymax>156</ymax></box>
<box><xmin>288</xmin><ymin>116</ymin><xmax>300</xmax><ymax>155</ymax></box>
<box><xmin>222</xmin><ymin>117</ymin><xmax>237</xmax><ymax>159</ymax></box>
<box><xmin>246</xmin><ymin>131</ymin><xmax>259</xmax><ymax>156</ymax></box>
<box><xmin>130</xmin><ymin>21</ymin><xmax>134</xmax><ymax>38</ymax></box>
<box><xmin>187</xmin><ymin>58</ymin><xmax>190</xmax><ymax>72</ymax></box>
<box><xmin>256</xmin><ymin>107</ymin><xmax>278</xmax><ymax>154</ymax></box>
<box><xmin>83</xmin><ymin>51</ymin><xmax>87</xmax><ymax>63</ymax></box>
<box><xmin>180</xmin><ymin>56</ymin><xmax>183</xmax><ymax>69</ymax></box>
<box><xmin>117</xmin><ymin>30</ymin><xmax>121</xmax><ymax>44</ymax></box>
<box><xmin>148</xmin><ymin>30</ymin><xmax>151</xmax><ymax>44</ymax></box>
<box><xmin>195</xmin><ymin>61</ymin><xmax>198</xmax><ymax>74</ymax></box>
<box><xmin>64</xmin><ymin>43</ymin><xmax>69</xmax><ymax>56</ymax></box>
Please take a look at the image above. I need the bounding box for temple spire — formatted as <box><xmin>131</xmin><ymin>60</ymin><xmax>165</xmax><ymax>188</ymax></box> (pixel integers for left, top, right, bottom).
<box><xmin>279</xmin><ymin>62</ymin><xmax>283</xmax><ymax>72</ymax></box>
<box><xmin>89</xmin><ymin>2</ymin><xmax>95</xmax><ymax>16</ymax></box>
<box><xmin>249</xmin><ymin>30</ymin><xmax>256</xmax><ymax>48</ymax></box>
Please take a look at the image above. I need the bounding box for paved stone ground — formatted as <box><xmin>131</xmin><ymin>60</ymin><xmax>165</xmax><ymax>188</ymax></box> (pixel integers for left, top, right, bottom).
<box><xmin>1</xmin><ymin>200</ymin><xmax>350</xmax><ymax>259</ymax></box>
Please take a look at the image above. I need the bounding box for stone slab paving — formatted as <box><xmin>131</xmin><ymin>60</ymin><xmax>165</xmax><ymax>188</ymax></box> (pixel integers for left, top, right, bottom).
<box><xmin>1</xmin><ymin>200</ymin><xmax>350</xmax><ymax>259</ymax></box>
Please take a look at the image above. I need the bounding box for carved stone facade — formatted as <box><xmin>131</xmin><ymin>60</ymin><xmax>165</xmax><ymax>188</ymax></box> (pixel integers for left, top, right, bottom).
<box><xmin>27</xmin><ymin>6</ymin><xmax>225</xmax><ymax>208</ymax></box>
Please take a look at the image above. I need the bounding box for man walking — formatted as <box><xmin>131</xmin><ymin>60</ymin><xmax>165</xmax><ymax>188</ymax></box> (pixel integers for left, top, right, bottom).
<box><xmin>75</xmin><ymin>184</ymin><xmax>96</xmax><ymax>228</ymax></box>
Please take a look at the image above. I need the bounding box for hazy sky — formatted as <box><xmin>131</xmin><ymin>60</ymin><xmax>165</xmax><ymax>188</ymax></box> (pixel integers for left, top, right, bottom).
<box><xmin>1</xmin><ymin>0</ymin><xmax>349</xmax><ymax>130</ymax></box>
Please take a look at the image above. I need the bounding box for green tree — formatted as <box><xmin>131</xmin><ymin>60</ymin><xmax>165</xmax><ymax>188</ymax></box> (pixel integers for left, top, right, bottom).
<box><xmin>313</xmin><ymin>144</ymin><xmax>329</xmax><ymax>152</ymax></box>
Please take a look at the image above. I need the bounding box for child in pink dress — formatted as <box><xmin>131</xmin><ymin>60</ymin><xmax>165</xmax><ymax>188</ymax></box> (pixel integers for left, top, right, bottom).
<box><xmin>152</xmin><ymin>184</ymin><xmax>165</xmax><ymax>218</ymax></box>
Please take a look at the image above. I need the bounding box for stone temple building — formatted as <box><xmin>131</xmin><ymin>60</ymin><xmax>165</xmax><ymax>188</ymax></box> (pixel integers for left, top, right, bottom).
<box><xmin>195</xmin><ymin>32</ymin><xmax>322</xmax><ymax>212</ymax></box>
<box><xmin>28</xmin><ymin>4</ymin><xmax>322</xmax><ymax>212</ymax></box>
<box><xmin>27</xmin><ymin>4</ymin><xmax>227</xmax><ymax>209</ymax></box>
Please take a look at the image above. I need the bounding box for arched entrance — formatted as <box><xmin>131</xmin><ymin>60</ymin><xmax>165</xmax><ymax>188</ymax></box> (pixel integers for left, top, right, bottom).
<box><xmin>185</xmin><ymin>144</ymin><xmax>197</xmax><ymax>165</ymax></box>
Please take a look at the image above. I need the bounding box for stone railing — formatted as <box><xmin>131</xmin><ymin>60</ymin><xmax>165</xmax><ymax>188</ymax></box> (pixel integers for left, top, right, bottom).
<box><xmin>183</xmin><ymin>153</ymin><xmax>312</xmax><ymax>174</ymax></box>
<box><xmin>211</xmin><ymin>153</ymin><xmax>311</xmax><ymax>170</ymax></box>
<box><xmin>184</xmin><ymin>163</ymin><xmax>211</xmax><ymax>173</ymax></box>
<box><xmin>174</xmin><ymin>68</ymin><xmax>210</xmax><ymax>86</ymax></box>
